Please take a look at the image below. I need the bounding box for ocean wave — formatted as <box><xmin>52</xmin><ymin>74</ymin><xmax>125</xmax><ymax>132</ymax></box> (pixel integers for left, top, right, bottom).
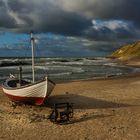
<box><xmin>49</xmin><ymin>72</ymin><xmax>72</xmax><ymax>76</ymax></box>
<box><xmin>63</xmin><ymin>62</ymin><xmax>84</xmax><ymax>65</ymax></box>
<box><xmin>103</xmin><ymin>62</ymin><xmax>118</xmax><ymax>67</ymax></box>
<box><xmin>0</xmin><ymin>57</ymin><xmax>140</xmax><ymax>83</ymax></box>
<box><xmin>0</xmin><ymin>76</ymin><xmax>12</xmax><ymax>80</ymax></box>
<box><xmin>0</xmin><ymin>60</ymin><xmax>30</xmax><ymax>67</ymax></box>
<box><xmin>34</xmin><ymin>66</ymin><xmax>48</xmax><ymax>70</ymax></box>
<box><xmin>132</xmin><ymin>68</ymin><xmax>140</xmax><ymax>73</ymax></box>
<box><xmin>44</xmin><ymin>65</ymin><xmax>85</xmax><ymax>73</ymax></box>
<box><xmin>0</xmin><ymin>66</ymin><xmax>19</xmax><ymax>70</ymax></box>
<box><xmin>50</xmin><ymin>61</ymin><xmax>84</xmax><ymax>65</ymax></box>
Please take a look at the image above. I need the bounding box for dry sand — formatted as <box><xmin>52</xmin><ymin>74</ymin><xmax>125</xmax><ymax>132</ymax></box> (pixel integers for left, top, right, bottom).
<box><xmin>0</xmin><ymin>75</ymin><xmax>140</xmax><ymax>140</ymax></box>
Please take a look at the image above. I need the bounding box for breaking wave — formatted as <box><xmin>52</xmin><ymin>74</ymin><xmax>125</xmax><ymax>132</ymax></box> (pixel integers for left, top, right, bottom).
<box><xmin>0</xmin><ymin>57</ymin><xmax>140</xmax><ymax>83</ymax></box>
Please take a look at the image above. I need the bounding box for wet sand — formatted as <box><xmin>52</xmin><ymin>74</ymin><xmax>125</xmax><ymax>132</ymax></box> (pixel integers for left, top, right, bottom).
<box><xmin>126</xmin><ymin>60</ymin><xmax>140</xmax><ymax>67</ymax></box>
<box><xmin>0</xmin><ymin>75</ymin><xmax>140</xmax><ymax>140</ymax></box>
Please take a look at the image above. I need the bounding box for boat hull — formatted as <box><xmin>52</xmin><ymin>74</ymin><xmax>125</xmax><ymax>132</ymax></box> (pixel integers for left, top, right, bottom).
<box><xmin>2</xmin><ymin>78</ymin><xmax>55</xmax><ymax>105</ymax></box>
<box><xmin>5</xmin><ymin>94</ymin><xmax>45</xmax><ymax>105</ymax></box>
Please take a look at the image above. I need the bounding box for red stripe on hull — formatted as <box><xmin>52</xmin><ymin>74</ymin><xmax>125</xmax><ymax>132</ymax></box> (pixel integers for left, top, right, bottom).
<box><xmin>5</xmin><ymin>93</ymin><xmax>45</xmax><ymax>105</ymax></box>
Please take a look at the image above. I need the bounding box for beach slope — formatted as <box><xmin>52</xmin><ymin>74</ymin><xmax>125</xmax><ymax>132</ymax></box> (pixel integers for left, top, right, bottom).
<box><xmin>0</xmin><ymin>75</ymin><xmax>140</xmax><ymax>140</ymax></box>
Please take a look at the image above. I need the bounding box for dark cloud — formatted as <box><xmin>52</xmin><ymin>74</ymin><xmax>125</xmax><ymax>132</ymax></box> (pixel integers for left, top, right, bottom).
<box><xmin>83</xmin><ymin>27</ymin><xmax>115</xmax><ymax>41</ymax></box>
<box><xmin>0</xmin><ymin>0</ymin><xmax>140</xmax><ymax>41</ymax></box>
<box><xmin>0</xmin><ymin>1</ymin><xmax>4</xmax><ymax>6</ymax></box>
<box><xmin>34</xmin><ymin>10</ymin><xmax>92</xmax><ymax>35</ymax></box>
<box><xmin>7</xmin><ymin>0</ymin><xmax>29</xmax><ymax>12</ymax></box>
<box><xmin>56</xmin><ymin>0</ymin><xmax>140</xmax><ymax>23</ymax></box>
<box><xmin>0</xmin><ymin>1</ymin><xmax>17</xmax><ymax>28</ymax></box>
<box><xmin>83</xmin><ymin>24</ymin><xmax>138</xmax><ymax>41</ymax></box>
<box><xmin>0</xmin><ymin>0</ymin><xmax>91</xmax><ymax>35</ymax></box>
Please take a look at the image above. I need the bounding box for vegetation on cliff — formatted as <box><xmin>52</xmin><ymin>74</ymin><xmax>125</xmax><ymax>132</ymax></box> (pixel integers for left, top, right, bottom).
<box><xmin>110</xmin><ymin>41</ymin><xmax>140</xmax><ymax>60</ymax></box>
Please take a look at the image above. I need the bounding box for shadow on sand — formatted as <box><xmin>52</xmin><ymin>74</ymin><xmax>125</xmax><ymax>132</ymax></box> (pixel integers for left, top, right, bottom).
<box><xmin>44</xmin><ymin>93</ymin><xmax>132</xmax><ymax>109</ymax></box>
<box><xmin>44</xmin><ymin>94</ymin><xmax>133</xmax><ymax>124</ymax></box>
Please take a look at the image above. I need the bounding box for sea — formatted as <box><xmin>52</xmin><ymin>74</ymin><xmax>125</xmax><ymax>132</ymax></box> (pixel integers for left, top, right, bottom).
<box><xmin>0</xmin><ymin>57</ymin><xmax>140</xmax><ymax>84</ymax></box>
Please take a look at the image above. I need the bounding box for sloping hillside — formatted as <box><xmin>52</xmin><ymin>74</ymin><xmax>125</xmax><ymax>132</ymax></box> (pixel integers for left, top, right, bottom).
<box><xmin>110</xmin><ymin>41</ymin><xmax>140</xmax><ymax>61</ymax></box>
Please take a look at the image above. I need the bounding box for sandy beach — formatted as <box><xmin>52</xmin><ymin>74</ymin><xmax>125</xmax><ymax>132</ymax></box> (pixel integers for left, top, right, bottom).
<box><xmin>0</xmin><ymin>74</ymin><xmax>140</xmax><ymax>140</ymax></box>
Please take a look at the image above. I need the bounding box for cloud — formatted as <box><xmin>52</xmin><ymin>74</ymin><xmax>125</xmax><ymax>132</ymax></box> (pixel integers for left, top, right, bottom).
<box><xmin>0</xmin><ymin>32</ymin><xmax>118</xmax><ymax>57</ymax></box>
<box><xmin>0</xmin><ymin>0</ymin><xmax>17</xmax><ymax>28</ymax></box>
<box><xmin>83</xmin><ymin>19</ymin><xmax>138</xmax><ymax>41</ymax></box>
<box><xmin>53</xmin><ymin>0</ymin><xmax>140</xmax><ymax>23</ymax></box>
<box><xmin>0</xmin><ymin>0</ymin><xmax>140</xmax><ymax>41</ymax></box>
<box><xmin>92</xmin><ymin>20</ymin><xmax>131</xmax><ymax>30</ymax></box>
<box><xmin>0</xmin><ymin>0</ymin><xmax>91</xmax><ymax>35</ymax></box>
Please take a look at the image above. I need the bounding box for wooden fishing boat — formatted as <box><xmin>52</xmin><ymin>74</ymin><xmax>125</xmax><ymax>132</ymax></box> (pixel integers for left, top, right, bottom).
<box><xmin>2</xmin><ymin>32</ymin><xmax>55</xmax><ymax>105</ymax></box>
<box><xmin>2</xmin><ymin>77</ymin><xmax>55</xmax><ymax>105</ymax></box>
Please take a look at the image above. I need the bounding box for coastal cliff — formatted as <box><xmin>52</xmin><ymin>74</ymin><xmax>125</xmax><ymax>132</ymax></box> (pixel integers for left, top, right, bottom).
<box><xmin>111</xmin><ymin>41</ymin><xmax>140</xmax><ymax>60</ymax></box>
<box><xmin>110</xmin><ymin>41</ymin><xmax>140</xmax><ymax>66</ymax></box>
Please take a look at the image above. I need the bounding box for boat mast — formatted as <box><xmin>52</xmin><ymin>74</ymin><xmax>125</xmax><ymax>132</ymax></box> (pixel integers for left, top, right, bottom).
<box><xmin>31</xmin><ymin>32</ymin><xmax>35</xmax><ymax>83</ymax></box>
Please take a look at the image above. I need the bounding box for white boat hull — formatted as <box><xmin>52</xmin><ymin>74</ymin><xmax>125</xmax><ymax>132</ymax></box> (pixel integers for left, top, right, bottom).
<box><xmin>2</xmin><ymin>78</ymin><xmax>55</xmax><ymax>105</ymax></box>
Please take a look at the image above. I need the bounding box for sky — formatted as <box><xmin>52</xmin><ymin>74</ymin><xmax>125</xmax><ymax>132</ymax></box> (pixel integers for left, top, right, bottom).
<box><xmin>0</xmin><ymin>0</ymin><xmax>140</xmax><ymax>57</ymax></box>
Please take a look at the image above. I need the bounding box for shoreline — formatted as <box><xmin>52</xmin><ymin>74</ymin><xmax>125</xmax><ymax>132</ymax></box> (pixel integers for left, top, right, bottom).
<box><xmin>108</xmin><ymin>57</ymin><xmax>140</xmax><ymax>68</ymax></box>
<box><xmin>54</xmin><ymin>72</ymin><xmax>140</xmax><ymax>84</ymax></box>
